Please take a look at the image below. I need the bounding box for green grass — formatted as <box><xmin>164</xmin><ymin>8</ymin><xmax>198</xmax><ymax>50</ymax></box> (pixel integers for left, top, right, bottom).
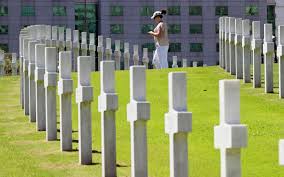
<box><xmin>1</xmin><ymin>65</ymin><xmax>284</xmax><ymax>177</ymax></box>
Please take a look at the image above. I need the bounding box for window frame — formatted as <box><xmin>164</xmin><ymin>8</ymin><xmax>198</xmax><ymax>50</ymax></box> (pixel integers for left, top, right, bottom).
<box><xmin>189</xmin><ymin>24</ymin><xmax>203</xmax><ymax>34</ymax></box>
<box><xmin>169</xmin><ymin>43</ymin><xmax>181</xmax><ymax>53</ymax></box>
<box><xmin>215</xmin><ymin>6</ymin><xmax>228</xmax><ymax>16</ymax></box>
<box><xmin>168</xmin><ymin>6</ymin><xmax>181</xmax><ymax>16</ymax></box>
<box><xmin>190</xmin><ymin>43</ymin><xmax>203</xmax><ymax>52</ymax></box>
<box><xmin>110</xmin><ymin>24</ymin><xmax>124</xmax><ymax>34</ymax></box>
<box><xmin>141</xmin><ymin>6</ymin><xmax>154</xmax><ymax>16</ymax></box>
<box><xmin>110</xmin><ymin>5</ymin><xmax>123</xmax><ymax>16</ymax></box>
<box><xmin>52</xmin><ymin>6</ymin><xmax>67</xmax><ymax>16</ymax></box>
<box><xmin>21</xmin><ymin>5</ymin><xmax>36</xmax><ymax>16</ymax></box>
<box><xmin>189</xmin><ymin>6</ymin><xmax>202</xmax><ymax>16</ymax></box>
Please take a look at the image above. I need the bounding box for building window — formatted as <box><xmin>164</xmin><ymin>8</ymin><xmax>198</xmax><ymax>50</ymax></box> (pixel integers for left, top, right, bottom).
<box><xmin>190</xmin><ymin>43</ymin><xmax>203</xmax><ymax>52</ymax></box>
<box><xmin>141</xmin><ymin>6</ymin><xmax>154</xmax><ymax>16</ymax></box>
<box><xmin>142</xmin><ymin>43</ymin><xmax>155</xmax><ymax>52</ymax></box>
<box><xmin>168</xmin><ymin>6</ymin><xmax>180</xmax><ymax>16</ymax></box>
<box><xmin>110</xmin><ymin>24</ymin><xmax>123</xmax><ymax>34</ymax></box>
<box><xmin>215</xmin><ymin>6</ymin><xmax>228</xmax><ymax>16</ymax></box>
<box><xmin>0</xmin><ymin>25</ymin><xmax>8</xmax><ymax>35</ymax></box>
<box><xmin>168</xmin><ymin>24</ymin><xmax>181</xmax><ymax>34</ymax></box>
<box><xmin>0</xmin><ymin>6</ymin><xmax>8</xmax><ymax>16</ymax></box>
<box><xmin>75</xmin><ymin>3</ymin><xmax>97</xmax><ymax>33</ymax></box>
<box><xmin>110</xmin><ymin>6</ymin><xmax>123</xmax><ymax>16</ymax></box>
<box><xmin>267</xmin><ymin>5</ymin><xmax>275</xmax><ymax>34</ymax></box>
<box><xmin>216</xmin><ymin>24</ymin><xmax>219</xmax><ymax>34</ymax></box>
<box><xmin>0</xmin><ymin>43</ymin><xmax>8</xmax><ymax>52</ymax></box>
<box><xmin>169</xmin><ymin>43</ymin><xmax>181</xmax><ymax>52</ymax></box>
<box><xmin>21</xmin><ymin>6</ymin><xmax>35</xmax><ymax>16</ymax></box>
<box><xmin>53</xmin><ymin>6</ymin><xmax>67</xmax><ymax>16</ymax></box>
<box><xmin>246</xmin><ymin>5</ymin><xmax>258</xmax><ymax>16</ymax></box>
<box><xmin>141</xmin><ymin>24</ymin><xmax>155</xmax><ymax>34</ymax></box>
<box><xmin>189</xmin><ymin>24</ymin><xmax>202</xmax><ymax>34</ymax></box>
<box><xmin>189</xmin><ymin>6</ymin><xmax>202</xmax><ymax>16</ymax></box>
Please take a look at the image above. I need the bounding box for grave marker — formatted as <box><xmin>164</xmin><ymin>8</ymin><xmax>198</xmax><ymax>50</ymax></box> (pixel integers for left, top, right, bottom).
<box><xmin>235</xmin><ymin>18</ymin><xmax>243</xmax><ymax>79</ymax></box>
<box><xmin>81</xmin><ymin>32</ymin><xmax>88</xmax><ymax>56</ymax></box>
<box><xmin>133</xmin><ymin>45</ymin><xmax>139</xmax><ymax>65</ymax></box>
<box><xmin>76</xmin><ymin>56</ymin><xmax>93</xmax><ymax>165</ymax></box>
<box><xmin>229</xmin><ymin>17</ymin><xmax>236</xmax><ymax>75</ymax></box>
<box><xmin>219</xmin><ymin>17</ymin><xmax>223</xmax><ymax>68</ymax></box>
<box><xmin>225</xmin><ymin>17</ymin><xmax>230</xmax><ymax>72</ymax></box>
<box><xmin>278</xmin><ymin>25</ymin><xmax>284</xmax><ymax>98</ymax></box>
<box><xmin>73</xmin><ymin>30</ymin><xmax>80</xmax><ymax>71</ymax></box>
<box><xmin>45</xmin><ymin>25</ymin><xmax>52</xmax><ymax>47</ymax></box>
<box><xmin>242</xmin><ymin>19</ymin><xmax>251</xmax><ymax>83</ymax></box>
<box><xmin>58</xmin><ymin>27</ymin><xmax>65</xmax><ymax>52</ymax></box>
<box><xmin>51</xmin><ymin>26</ymin><xmax>58</xmax><ymax>48</ymax></box>
<box><xmin>251</xmin><ymin>21</ymin><xmax>262</xmax><ymax>88</ymax></box>
<box><xmin>28</xmin><ymin>40</ymin><xmax>40</xmax><ymax>122</ymax></box>
<box><xmin>89</xmin><ymin>33</ymin><xmax>96</xmax><ymax>71</ymax></box>
<box><xmin>182</xmin><ymin>58</ymin><xmax>187</xmax><ymax>68</ymax></box>
<box><xmin>65</xmin><ymin>28</ymin><xmax>72</xmax><ymax>51</ymax></box>
<box><xmin>214</xmin><ymin>80</ymin><xmax>248</xmax><ymax>177</ymax></box>
<box><xmin>58</xmin><ymin>51</ymin><xmax>73</xmax><ymax>151</ymax></box>
<box><xmin>127</xmin><ymin>66</ymin><xmax>150</xmax><ymax>177</ymax></box>
<box><xmin>221</xmin><ymin>17</ymin><xmax>226</xmax><ymax>69</ymax></box>
<box><xmin>114</xmin><ymin>40</ymin><xmax>121</xmax><ymax>70</ymax></box>
<box><xmin>12</xmin><ymin>53</ymin><xmax>17</xmax><ymax>75</ymax></box>
<box><xmin>106</xmin><ymin>38</ymin><xmax>112</xmax><ymax>61</ymax></box>
<box><xmin>142</xmin><ymin>48</ymin><xmax>149</xmax><ymax>69</ymax></box>
<box><xmin>98</xmin><ymin>61</ymin><xmax>118</xmax><ymax>176</ymax></box>
<box><xmin>35</xmin><ymin>44</ymin><xmax>46</xmax><ymax>131</ymax></box>
<box><xmin>124</xmin><ymin>42</ymin><xmax>130</xmax><ymax>70</ymax></box>
<box><xmin>0</xmin><ymin>50</ymin><xmax>4</xmax><ymax>76</ymax></box>
<box><xmin>263</xmin><ymin>24</ymin><xmax>274</xmax><ymax>93</ymax></box>
<box><xmin>97</xmin><ymin>35</ymin><xmax>104</xmax><ymax>70</ymax></box>
<box><xmin>172</xmin><ymin>56</ymin><xmax>178</xmax><ymax>68</ymax></box>
<box><xmin>165</xmin><ymin>72</ymin><xmax>192</xmax><ymax>177</ymax></box>
<box><xmin>44</xmin><ymin>47</ymin><xmax>57</xmax><ymax>141</ymax></box>
<box><xmin>23</xmin><ymin>38</ymin><xmax>31</xmax><ymax>115</ymax></box>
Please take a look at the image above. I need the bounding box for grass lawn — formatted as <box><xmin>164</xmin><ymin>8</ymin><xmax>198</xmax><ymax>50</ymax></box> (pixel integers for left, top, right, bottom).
<box><xmin>1</xmin><ymin>65</ymin><xmax>284</xmax><ymax>177</ymax></box>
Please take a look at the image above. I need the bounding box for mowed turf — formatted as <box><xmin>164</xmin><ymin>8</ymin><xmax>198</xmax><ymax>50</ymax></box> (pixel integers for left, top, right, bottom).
<box><xmin>1</xmin><ymin>65</ymin><xmax>284</xmax><ymax>177</ymax></box>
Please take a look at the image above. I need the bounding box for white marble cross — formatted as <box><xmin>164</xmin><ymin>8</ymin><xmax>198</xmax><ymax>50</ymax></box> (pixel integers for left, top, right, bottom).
<box><xmin>214</xmin><ymin>80</ymin><xmax>248</xmax><ymax>177</ymax></box>
<box><xmin>127</xmin><ymin>66</ymin><xmax>150</xmax><ymax>177</ymax></box>
<box><xmin>165</xmin><ymin>72</ymin><xmax>192</xmax><ymax>177</ymax></box>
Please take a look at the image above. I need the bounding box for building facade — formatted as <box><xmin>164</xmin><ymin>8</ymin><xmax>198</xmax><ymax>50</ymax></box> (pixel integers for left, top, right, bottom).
<box><xmin>0</xmin><ymin>0</ymin><xmax>275</xmax><ymax>66</ymax></box>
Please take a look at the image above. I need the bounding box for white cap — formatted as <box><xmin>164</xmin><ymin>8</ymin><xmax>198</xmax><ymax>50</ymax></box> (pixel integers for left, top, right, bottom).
<box><xmin>151</xmin><ymin>11</ymin><xmax>163</xmax><ymax>19</ymax></box>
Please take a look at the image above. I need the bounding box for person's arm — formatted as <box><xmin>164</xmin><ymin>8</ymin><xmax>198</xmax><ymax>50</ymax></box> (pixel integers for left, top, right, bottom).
<box><xmin>148</xmin><ymin>23</ymin><xmax>163</xmax><ymax>37</ymax></box>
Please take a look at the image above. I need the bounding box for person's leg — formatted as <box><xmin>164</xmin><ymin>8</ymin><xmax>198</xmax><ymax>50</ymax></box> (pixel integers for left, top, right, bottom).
<box><xmin>153</xmin><ymin>48</ymin><xmax>161</xmax><ymax>69</ymax></box>
<box><xmin>160</xmin><ymin>46</ymin><xmax>169</xmax><ymax>69</ymax></box>
<box><xmin>164</xmin><ymin>46</ymin><xmax>169</xmax><ymax>68</ymax></box>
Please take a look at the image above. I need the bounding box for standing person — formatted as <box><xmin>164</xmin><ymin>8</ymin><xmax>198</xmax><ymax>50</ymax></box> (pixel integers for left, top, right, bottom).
<box><xmin>148</xmin><ymin>10</ymin><xmax>169</xmax><ymax>69</ymax></box>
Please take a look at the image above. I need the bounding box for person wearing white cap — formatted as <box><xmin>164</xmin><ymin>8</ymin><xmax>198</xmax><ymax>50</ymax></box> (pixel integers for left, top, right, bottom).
<box><xmin>148</xmin><ymin>9</ymin><xmax>169</xmax><ymax>69</ymax></box>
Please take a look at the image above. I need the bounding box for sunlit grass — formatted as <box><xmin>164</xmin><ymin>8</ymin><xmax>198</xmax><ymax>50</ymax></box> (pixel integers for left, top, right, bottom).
<box><xmin>0</xmin><ymin>64</ymin><xmax>284</xmax><ymax>176</ymax></box>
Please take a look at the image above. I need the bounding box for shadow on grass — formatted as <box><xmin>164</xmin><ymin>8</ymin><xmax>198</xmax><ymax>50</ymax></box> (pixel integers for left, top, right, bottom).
<box><xmin>116</xmin><ymin>164</ymin><xmax>129</xmax><ymax>168</ymax></box>
<box><xmin>72</xmin><ymin>139</ymin><xmax>78</xmax><ymax>143</ymax></box>
<box><xmin>56</xmin><ymin>129</ymin><xmax>78</xmax><ymax>133</ymax></box>
<box><xmin>92</xmin><ymin>150</ymin><xmax>101</xmax><ymax>154</ymax></box>
<box><xmin>91</xmin><ymin>162</ymin><xmax>100</xmax><ymax>166</ymax></box>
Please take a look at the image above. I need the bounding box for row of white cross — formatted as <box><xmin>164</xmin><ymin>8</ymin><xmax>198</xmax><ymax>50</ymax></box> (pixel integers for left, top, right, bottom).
<box><xmin>18</xmin><ymin>24</ymin><xmax>248</xmax><ymax>177</ymax></box>
<box><xmin>219</xmin><ymin>16</ymin><xmax>284</xmax><ymax>97</ymax></box>
<box><xmin>219</xmin><ymin>16</ymin><xmax>284</xmax><ymax>172</ymax></box>
<box><xmin>18</xmin><ymin>25</ymin><xmax>152</xmax><ymax>72</ymax></box>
